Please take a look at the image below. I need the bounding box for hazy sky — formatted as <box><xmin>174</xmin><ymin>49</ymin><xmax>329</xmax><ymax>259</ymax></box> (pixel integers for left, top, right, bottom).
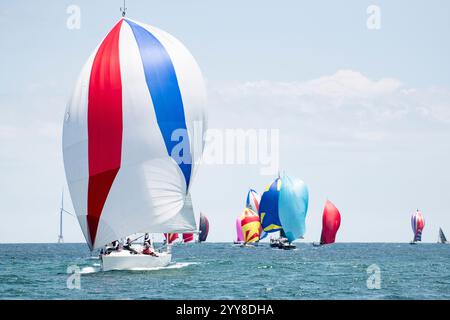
<box><xmin>1</xmin><ymin>1</ymin><xmax>450</xmax><ymax>244</ymax></box>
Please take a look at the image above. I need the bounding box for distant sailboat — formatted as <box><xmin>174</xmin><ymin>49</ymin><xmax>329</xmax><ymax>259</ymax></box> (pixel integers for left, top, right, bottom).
<box><xmin>234</xmin><ymin>216</ymin><xmax>244</xmax><ymax>244</ymax></box>
<box><xmin>246</xmin><ymin>188</ymin><xmax>267</xmax><ymax>240</ymax></box>
<box><xmin>171</xmin><ymin>213</ymin><xmax>209</xmax><ymax>244</ymax></box>
<box><xmin>198</xmin><ymin>213</ymin><xmax>209</xmax><ymax>243</ymax></box>
<box><xmin>240</xmin><ymin>208</ymin><xmax>261</xmax><ymax>246</ymax></box>
<box><xmin>246</xmin><ymin>189</ymin><xmax>261</xmax><ymax>213</ymax></box>
<box><xmin>438</xmin><ymin>228</ymin><xmax>449</xmax><ymax>244</ymax></box>
<box><xmin>313</xmin><ymin>200</ymin><xmax>341</xmax><ymax>246</ymax></box>
<box><xmin>410</xmin><ymin>210</ymin><xmax>425</xmax><ymax>244</ymax></box>
<box><xmin>260</xmin><ymin>173</ymin><xmax>309</xmax><ymax>250</ymax></box>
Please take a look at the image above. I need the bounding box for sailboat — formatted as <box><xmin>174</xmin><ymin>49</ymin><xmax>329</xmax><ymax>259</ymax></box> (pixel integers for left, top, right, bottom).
<box><xmin>174</xmin><ymin>212</ymin><xmax>210</xmax><ymax>243</ymax></box>
<box><xmin>240</xmin><ymin>208</ymin><xmax>261</xmax><ymax>247</ymax></box>
<box><xmin>182</xmin><ymin>213</ymin><xmax>209</xmax><ymax>243</ymax></box>
<box><xmin>269</xmin><ymin>229</ymin><xmax>289</xmax><ymax>248</ymax></box>
<box><xmin>438</xmin><ymin>228</ymin><xmax>449</xmax><ymax>244</ymax></box>
<box><xmin>62</xmin><ymin>14</ymin><xmax>207</xmax><ymax>271</ymax></box>
<box><xmin>313</xmin><ymin>200</ymin><xmax>341</xmax><ymax>246</ymax></box>
<box><xmin>410</xmin><ymin>210</ymin><xmax>425</xmax><ymax>244</ymax></box>
<box><xmin>259</xmin><ymin>173</ymin><xmax>309</xmax><ymax>250</ymax></box>
<box><xmin>234</xmin><ymin>216</ymin><xmax>244</xmax><ymax>245</ymax></box>
<box><xmin>246</xmin><ymin>189</ymin><xmax>261</xmax><ymax>213</ymax></box>
<box><xmin>198</xmin><ymin>213</ymin><xmax>209</xmax><ymax>243</ymax></box>
<box><xmin>245</xmin><ymin>188</ymin><xmax>268</xmax><ymax>241</ymax></box>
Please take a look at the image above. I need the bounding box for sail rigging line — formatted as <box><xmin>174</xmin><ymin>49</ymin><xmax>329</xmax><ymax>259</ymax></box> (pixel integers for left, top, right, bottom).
<box><xmin>61</xmin><ymin>208</ymin><xmax>75</xmax><ymax>216</ymax></box>
<box><xmin>129</xmin><ymin>234</ymin><xmax>145</xmax><ymax>244</ymax></box>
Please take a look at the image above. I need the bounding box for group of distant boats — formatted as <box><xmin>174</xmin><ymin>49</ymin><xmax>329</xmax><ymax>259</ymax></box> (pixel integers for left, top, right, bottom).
<box><xmin>234</xmin><ymin>173</ymin><xmax>340</xmax><ymax>250</ymax></box>
<box><xmin>410</xmin><ymin>210</ymin><xmax>449</xmax><ymax>245</ymax></box>
<box><xmin>233</xmin><ymin>175</ymin><xmax>449</xmax><ymax>248</ymax></box>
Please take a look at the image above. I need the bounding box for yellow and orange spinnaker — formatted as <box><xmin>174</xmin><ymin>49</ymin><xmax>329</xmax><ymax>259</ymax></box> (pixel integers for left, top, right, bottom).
<box><xmin>240</xmin><ymin>208</ymin><xmax>261</xmax><ymax>243</ymax></box>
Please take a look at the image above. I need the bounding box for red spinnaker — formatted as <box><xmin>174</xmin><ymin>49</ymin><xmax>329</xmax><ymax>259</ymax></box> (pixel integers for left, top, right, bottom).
<box><xmin>164</xmin><ymin>233</ymin><xmax>179</xmax><ymax>244</ymax></box>
<box><xmin>87</xmin><ymin>20</ymin><xmax>124</xmax><ymax>247</ymax></box>
<box><xmin>320</xmin><ymin>200</ymin><xmax>341</xmax><ymax>245</ymax></box>
<box><xmin>182</xmin><ymin>233</ymin><xmax>194</xmax><ymax>243</ymax></box>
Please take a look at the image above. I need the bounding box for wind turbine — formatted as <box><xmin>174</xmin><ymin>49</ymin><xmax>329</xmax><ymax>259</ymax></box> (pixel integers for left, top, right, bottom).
<box><xmin>57</xmin><ymin>188</ymin><xmax>74</xmax><ymax>243</ymax></box>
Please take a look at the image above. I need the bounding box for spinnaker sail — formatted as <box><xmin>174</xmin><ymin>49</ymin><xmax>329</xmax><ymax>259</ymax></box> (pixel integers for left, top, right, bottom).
<box><xmin>319</xmin><ymin>200</ymin><xmax>341</xmax><ymax>245</ymax></box>
<box><xmin>259</xmin><ymin>178</ymin><xmax>282</xmax><ymax>234</ymax></box>
<box><xmin>165</xmin><ymin>233</ymin><xmax>179</xmax><ymax>244</ymax></box>
<box><xmin>241</xmin><ymin>208</ymin><xmax>261</xmax><ymax>243</ymax></box>
<box><xmin>411</xmin><ymin>210</ymin><xmax>425</xmax><ymax>242</ymax></box>
<box><xmin>62</xmin><ymin>18</ymin><xmax>207</xmax><ymax>250</ymax></box>
<box><xmin>278</xmin><ymin>175</ymin><xmax>309</xmax><ymax>242</ymax></box>
<box><xmin>259</xmin><ymin>174</ymin><xmax>309</xmax><ymax>242</ymax></box>
<box><xmin>236</xmin><ymin>216</ymin><xmax>244</xmax><ymax>242</ymax></box>
<box><xmin>198</xmin><ymin>213</ymin><xmax>209</xmax><ymax>242</ymax></box>
<box><xmin>246</xmin><ymin>189</ymin><xmax>261</xmax><ymax>213</ymax></box>
<box><xmin>182</xmin><ymin>233</ymin><xmax>194</xmax><ymax>243</ymax></box>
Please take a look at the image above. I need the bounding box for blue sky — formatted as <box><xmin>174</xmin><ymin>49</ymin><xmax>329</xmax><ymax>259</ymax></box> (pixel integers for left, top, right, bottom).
<box><xmin>1</xmin><ymin>1</ymin><xmax>450</xmax><ymax>243</ymax></box>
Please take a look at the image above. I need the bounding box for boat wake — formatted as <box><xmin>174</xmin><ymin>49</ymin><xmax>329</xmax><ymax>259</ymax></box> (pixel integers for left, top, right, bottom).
<box><xmin>79</xmin><ymin>266</ymin><xmax>101</xmax><ymax>274</ymax></box>
<box><xmin>77</xmin><ymin>262</ymin><xmax>199</xmax><ymax>273</ymax></box>
<box><xmin>127</xmin><ymin>262</ymin><xmax>198</xmax><ymax>271</ymax></box>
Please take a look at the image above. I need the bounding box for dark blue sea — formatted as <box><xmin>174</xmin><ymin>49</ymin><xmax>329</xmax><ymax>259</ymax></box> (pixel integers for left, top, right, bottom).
<box><xmin>0</xmin><ymin>243</ymin><xmax>449</xmax><ymax>299</ymax></box>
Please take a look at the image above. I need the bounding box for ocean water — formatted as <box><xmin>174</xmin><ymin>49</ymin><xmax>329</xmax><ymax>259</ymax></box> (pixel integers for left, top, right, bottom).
<box><xmin>0</xmin><ymin>243</ymin><xmax>449</xmax><ymax>300</ymax></box>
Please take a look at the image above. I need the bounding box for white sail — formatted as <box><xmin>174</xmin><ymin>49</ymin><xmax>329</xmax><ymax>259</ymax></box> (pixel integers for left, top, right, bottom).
<box><xmin>63</xmin><ymin>18</ymin><xmax>207</xmax><ymax>249</ymax></box>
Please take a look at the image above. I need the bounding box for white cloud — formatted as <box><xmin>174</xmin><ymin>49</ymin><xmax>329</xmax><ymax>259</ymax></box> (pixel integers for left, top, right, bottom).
<box><xmin>208</xmin><ymin>70</ymin><xmax>450</xmax><ymax>146</ymax></box>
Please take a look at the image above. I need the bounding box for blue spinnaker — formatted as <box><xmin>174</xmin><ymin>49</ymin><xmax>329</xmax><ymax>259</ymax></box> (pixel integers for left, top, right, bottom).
<box><xmin>259</xmin><ymin>178</ymin><xmax>282</xmax><ymax>233</ymax></box>
<box><xmin>278</xmin><ymin>175</ymin><xmax>309</xmax><ymax>242</ymax></box>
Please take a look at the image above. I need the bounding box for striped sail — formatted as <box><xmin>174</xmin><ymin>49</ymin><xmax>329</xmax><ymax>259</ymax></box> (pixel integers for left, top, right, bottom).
<box><xmin>411</xmin><ymin>210</ymin><xmax>425</xmax><ymax>242</ymax></box>
<box><xmin>246</xmin><ymin>189</ymin><xmax>261</xmax><ymax>213</ymax></box>
<box><xmin>63</xmin><ymin>18</ymin><xmax>207</xmax><ymax>249</ymax></box>
<box><xmin>241</xmin><ymin>208</ymin><xmax>261</xmax><ymax>243</ymax></box>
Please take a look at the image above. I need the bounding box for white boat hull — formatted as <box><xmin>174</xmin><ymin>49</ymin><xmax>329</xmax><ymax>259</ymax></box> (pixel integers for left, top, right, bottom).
<box><xmin>101</xmin><ymin>250</ymin><xmax>172</xmax><ymax>271</ymax></box>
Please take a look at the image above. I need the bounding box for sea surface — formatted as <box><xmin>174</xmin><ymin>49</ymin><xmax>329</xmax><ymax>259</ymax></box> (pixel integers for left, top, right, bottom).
<box><xmin>0</xmin><ymin>243</ymin><xmax>449</xmax><ymax>300</ymax></box>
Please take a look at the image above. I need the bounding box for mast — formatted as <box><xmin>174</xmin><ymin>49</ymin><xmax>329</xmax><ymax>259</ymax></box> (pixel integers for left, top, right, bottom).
<box><xmin>120</xmin><ymin>0</ymin><xmax>127</xmax><ymax>17</ymax></box>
